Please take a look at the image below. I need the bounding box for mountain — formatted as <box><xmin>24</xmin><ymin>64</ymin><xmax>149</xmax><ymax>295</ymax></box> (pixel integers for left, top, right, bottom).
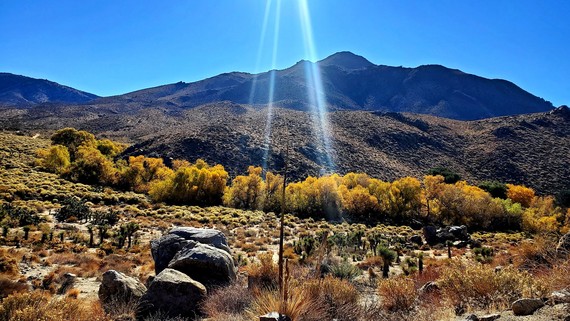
<box><xmin>2</xmin><ymin>101</ymin><xmax>568</xmax><ymax>194</ymax></box>
<box><xmin>2</xmin><ymin>52</ymin><xmax>554</xmax><ymax>120</ymax></box>
<box><xmin>0</xmin><ymin>73</ymin><xmax>98</xmax><ymax>106</ymax></box>
<box><xmin>0</xmin><ymin>52</ymin><xmax>566</xmax><ymax>193</ymax></box>
<box><xmin>54</xmin><ymin>51</ymin><xmax>551</xmax><ymax>120</ymax></box>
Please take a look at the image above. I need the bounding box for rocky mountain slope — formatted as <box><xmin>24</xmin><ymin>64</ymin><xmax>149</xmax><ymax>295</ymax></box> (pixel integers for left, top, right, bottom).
<box><xmin>1</xmin><ymin>52</ymin><xmax>553</xmax><ymax>120</ymax></box>
<box><xmin>2</xmin><ymin>101</ymin><xmax>568</xmax><ymax>195</ymax></box>
<box><xmin>0</xmin><ymin>73</ymin><xmax>98</xmax><ymax>106</ymax></box>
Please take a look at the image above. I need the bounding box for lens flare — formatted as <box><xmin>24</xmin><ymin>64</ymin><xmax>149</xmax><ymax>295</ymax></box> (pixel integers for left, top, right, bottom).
<box><xmin>298</xmin><ymin>0</ymin><xmax>335</xmax><ymax>173</ymax></box>
<box><xmin>261</xmin><ymin>0</ymin><xmax>282</xmax><ymax>173</ymax></box>
<box><xmin>248</xmin><ymin>0</ymin><xmax>273</xmax><ymax>105</ymax></box>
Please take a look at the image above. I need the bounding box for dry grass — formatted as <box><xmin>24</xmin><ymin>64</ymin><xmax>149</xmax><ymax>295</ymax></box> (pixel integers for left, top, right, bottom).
<box><xmin>0</xmin><ymin>291</ymin><xmax>109</xmax><ymax>321</ymax></box>
<box><xmin>378</xmin><ymin>276</ymin><xmax>418</xmax><ymax>313</ymax></box>
<box><xmin>246</xmin><ymin>288</ymin><xmax>325</xmax><ymax>321</ymax></box>
<box><xmin>437</xmin><ymin>261</ymin><xmax>549</xmax><ymax>311</ymax></box>
<box><xmin>201</xmin><ymin>283</ymin><xmax>252</xmax><ymax>318</ymax></box>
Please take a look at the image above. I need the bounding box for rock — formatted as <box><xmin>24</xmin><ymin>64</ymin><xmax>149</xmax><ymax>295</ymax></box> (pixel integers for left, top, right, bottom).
<box><xmin>465</xmin><ymin>314</ymin><xmax>478</xmax><ymax>321</ymax></box>
<box><xmin>479</xmin><ymin>314</ymin><xmax>500</xmax><ymax>321</ymax></box>
<box><xmin>550</xmin><ymin>289</ymin><xmax>570</xmax><ymax>304</ymax></box>
<box><xmin>98</xmin><ymin>270</ymin><xmax>146</xmax><ymax>309</ymax></box>
<box><xmin>511</xmin><ymin>298</ymin><xmax>545</xmax><ymax>316</ymax></box>
<box><xmin>151</xmin><ymin>227</ymin><xmax>232</xmax><ymax>274</ymax></box>
<box><xmin>453</xmin><ymin>240</ymin><xmax>468</xmax><ymax>248</ymax></box>
<box><xmin>423</xmin><ymin>226</ymin><xmax>438</xmax><ymax>245</ymax></box>
<box><xmin>449</xmin><ymin>225</ymin><xmax>470</xmax><ymax>241</ymax></box>
<box><xmin>151</xmin><ymin>234</ymin><xmax>193</xmax><ymax>274</ymax></box>
<box><xmin>259</xmin><ymin>312</ymin><xmax>291</xmax><ymax>321</ymax></box>
<box><xmin>556</xmin><ymin>232</ymin><xmax>570</xmax><ymax>255</ymax></box>
<box><xmin>418</xmin><ymin>281</ymin><xmax>440</xmax><ymax>296</ymax></box>
<box><xmin>138</xmin><ymin>268</ymin><xmax>206</xmax><ymax>319</ymax></box>
<box><xmin>410</xmin><ymin>235</ymin><xmax>423</xmax><ymax>245</ymax></box>
<box><xmin>168</xmin><ymin>241</ymin><xmax>236</xmax><ymax>287</ymax></box>
<box><xmin>169</xmin><ymin>227</ymin><xmax>231</xmax><ymax>253</ymax></box>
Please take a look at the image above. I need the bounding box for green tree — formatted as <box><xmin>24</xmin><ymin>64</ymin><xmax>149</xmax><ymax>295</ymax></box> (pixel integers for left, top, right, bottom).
<box><xmin>427</xmin><ymin>167</ymin><xmax>461</xmax><ymax>184</ymax></box>
<box><xmin>50</xmin><ymin>127</ymin><xmax>96</xmax><ymax>161</ymax></box>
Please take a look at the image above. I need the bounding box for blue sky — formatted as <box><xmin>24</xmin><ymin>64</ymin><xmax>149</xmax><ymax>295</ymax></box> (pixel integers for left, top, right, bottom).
<box><xmin>1</xmin><ymin>0</ymin><xmax>568</xmax><ymax>106</ymax></box>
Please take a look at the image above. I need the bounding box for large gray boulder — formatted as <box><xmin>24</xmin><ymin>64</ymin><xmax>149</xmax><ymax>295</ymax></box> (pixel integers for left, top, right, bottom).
<box><xmin>98</xmin><ymin>270</ymin><xmax>146</xmax><ymax>310</ymax></box>
<box><xmin>151</xmin><ymin>227</ymin><xmax>232</xmax><ymax>275</ymax></box>
<box><xmin>168</xmin><ymin>241</ymin><xmax>236</xmax><ymax>288</ymax></box>
<box><xmin>151</xmin><ymin>234</ymin><xmax>192</xmax><ymax>274</ymax></box>
<box><xmin>169</xmin><ymin>227</ymin><xmax>231</xmax><ymax>253</ymax></box>
<box><xmin>556</xmin><ymin>232</ymin><xmax>570</xmax><ymax>255</ymax></box>
<box><xmin>138</xmin><ymin>268</ymin><xmax>207</xmax><ymax>319</ymax></box>
<box><xmin>511</xmin><ymin>298</ymin><xmax>544</xmax><ymax>316</ymax></box>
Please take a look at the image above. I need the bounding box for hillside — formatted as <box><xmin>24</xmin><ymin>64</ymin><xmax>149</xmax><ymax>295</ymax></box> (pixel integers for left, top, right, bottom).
<box><xmin>0</xmin><ymin>73</ymin><xmax>98</xmax><ymax>106</ymax></box>
<box><xmin>1</xmin><ymin>52</ymin><xmax>554</xmax><ymax>120</ymax></box>
<box><xmin>2</xmin><ymin>103</ymin><xmax>568</xmax><ymax>195</ymax></box>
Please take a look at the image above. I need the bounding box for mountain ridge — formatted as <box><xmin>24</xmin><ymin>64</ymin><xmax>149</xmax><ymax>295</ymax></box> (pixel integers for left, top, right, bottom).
<box><xmin>1</xmin><ymin>51</ymin><xmax>556</xmax><ymax>120</ymax></box>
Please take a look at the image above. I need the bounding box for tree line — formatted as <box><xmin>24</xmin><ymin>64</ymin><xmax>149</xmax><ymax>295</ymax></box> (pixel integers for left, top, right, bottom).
<box><xmin>36</xmin><ymin>128</ymin><xmax>570</xmax><ymax>234</ymax></box>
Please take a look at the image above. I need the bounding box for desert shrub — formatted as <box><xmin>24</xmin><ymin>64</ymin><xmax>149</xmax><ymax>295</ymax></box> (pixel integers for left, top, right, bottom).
<box><xmin>0</xmin><ymin>290</ymin><xmax>108</xmax><ymax>321</ymax></box>
<box><xmin>377</xmin><ymin>276</ymin><xmax>418</xmax><ymax>312</ymax></box>
<box><xmin>329</xmin><ymin>259</ymin><xmax>362</xmax><ymax>281</ymax></box>
<box><xmin>0</xmin><ymin>277</ymin><xmax>28</xmax><ymax>299</ymax></box>
<box><xmin>246</xmin><ymin>288</ymin><xmax>324</xmax><ymax>321</ymax></box>
<box><xmin>304</xmin><ymin>276</ymin><xmax>360</xmax><ymax>320</ymax></box>
<box><xmin>438</xmin><ymin>261</ymin><xmax>548</xmax><ymax>310</ymax></box>
<box><xmin>201</xmin><ymin>282</ymin><xmax>252</xmax><ymax>318</ymax></box>
<box><xmin>246</xmin><ymin>252</ymin><xmax>278</xmax><ymax>291</ymax></box>
<box><xmin>513</xmin><ymin>236</ymin><xmax>557</xmax><ymax>271</ymax></box>
<box><xmin>0</xmin><ymin>249</ymin><xmax>20</xmax><ymax>276</ymax></box>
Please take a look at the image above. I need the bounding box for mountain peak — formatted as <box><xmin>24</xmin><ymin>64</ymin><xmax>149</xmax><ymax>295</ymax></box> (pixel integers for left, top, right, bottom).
<box><xmin>318</xmin><ymin>51</ymin><xmax>374</xmax><ymax>70</ymax></box>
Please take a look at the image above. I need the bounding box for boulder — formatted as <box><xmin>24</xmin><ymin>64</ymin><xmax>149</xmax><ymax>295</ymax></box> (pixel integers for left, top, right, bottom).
<box><xmin>410</xmin><ymin>235</ymin><xmax>423</xmax><ymax>245</ymax></box>
<box><xmin>151</xmin><ymin>227</ymin><xmax>232</xmax><ymax>275</ymax></box>
<box><xmin>418</xmin><ymin>281</ymin><xmax>440</xmax><ymax>296</ymax></box>
<box><xmin>169</xmin><ymin>227</ymin><xmax>231</xmax><ymax>253</ymax></box>
<box><xmin>259</xmin><ymin>312</ymin><xmax>291</xmax><ymax>321</ymax></box>
<box><xmin>511</xmin><ymin>298</ymin><xmax>544</xmax><ymax>316</ymax></box>
<box><xmin>423</xmin><ymin>226</ymin><xmax>438</xmax><ymax>245</ymax></box>
<box><xmin>151</xmin><ymin>234</ymin><xmax>193</xmax><ymax>274</ymax></box>
<box><xmin>550</xmin><ymin>289</ymin><xmax>570</xmax><ymax>304</ymax></box>
<box><xmin>479</xmin><ymin>314</ymin><xmax>500</xmax><ymax>321</ymax></box>
<box><xmin>138</xmin><ymin>268</ymin><xmax>206</xmax><ymax>319</ymax></box>
<box><xmin>98</xmin><ymin>270</ymin><xmax>146</xmax><ymax>309</ymax></box>
<box><xmin>556</xmin><ymin>232</ymin><xmax>570</xmax><ymax>255</ymax></box>
<box><xmin>168</xmin><ymin>241</ymin><xmax>236</xmax><ymax>287</ymax></box>
<box><xmin>449</xmin><ymin>225</ymin><xmax>469</xmax><ymax>241</ymax></box>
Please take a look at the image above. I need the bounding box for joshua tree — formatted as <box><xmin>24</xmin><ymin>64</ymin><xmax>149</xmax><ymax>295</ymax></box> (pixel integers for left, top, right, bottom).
<box><xmin>418</xmin><ymin>252</ymin><xmax>424</xmax><ymax>274</ymax></box>
<box><xmin>98</xmin><ymin>225</ymin><xmax>108</xmax><ymax>245</ymax></box>
<box><xmin>123</xmin><ymin>222</ymin><xmax>140</xmax><ymax>248</ymax></box>
<box><xmin>379</xmin><ymin>246</ymin><xmax>397</xmax><ymax>278</ymax></box>
<box><xmin>2</xmin><ymin>226</ymin><xmax>8</xmax><ymax>238</ymax></box>
<box><xmin>447</xmin><ymin>240</ymin><xmax>453</xmax><ymax>259</ymax></box>
<box><xmin>23</xmin><ymin>226</ymin><xmax>31</xmax><ymax>241</ymax></box>
<box><xmin>87</xmin><ymin>225</ymin><xmax>94</xmax><ymax>247</ymax></box>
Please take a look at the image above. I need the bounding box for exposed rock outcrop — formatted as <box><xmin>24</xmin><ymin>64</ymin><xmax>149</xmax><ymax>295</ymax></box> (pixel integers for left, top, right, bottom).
<box><xmin>138</xmin><ymin>268</ymin><xmax>207</xmax><ymax>319</ymax></box>
<box><xmin>168</xmin><ymin>241</ymin><xmax>236</xmax><ymax>287</ymax></box>
<box><xmin>511</xmin><ymin>298</ymin><xmax>545</xmax><ymax>316</ymax></box>
<box><xmin>98</xmin><ymin>270</ymin><xmax>147</xmax><ymax>310</ymax></box>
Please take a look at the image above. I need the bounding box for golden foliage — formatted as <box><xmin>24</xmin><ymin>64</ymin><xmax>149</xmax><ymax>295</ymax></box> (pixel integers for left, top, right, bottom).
<box><xmin>507</xmin><ymin>184</ymin><xmax>536</xmax><ymax>207</ymax></box>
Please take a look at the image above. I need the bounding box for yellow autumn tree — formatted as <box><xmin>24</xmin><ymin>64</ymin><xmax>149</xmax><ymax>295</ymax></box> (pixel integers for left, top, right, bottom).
<box><xmin>119</xmin><ymin>155</ymin><xmax>173</xmax><ymax>193</ymax></box>
<box><xmin>522</xmin><ymin>196</ymin><xmax>563</xmax><ymax>233</ymax></box>
<box><xmin>69</xmin><ymin>145</ymin><xmax>117</xmax><ymax>185</ymax></box>
<box><xmin>96</xmin><ymin>139</ymin><xmax>127</xmax><ymax>158</ymax></box>
<box><xmin>223</xmin><ymin>166</ymin><xmax>265</xmax><ymax>210</ymax></box>
<box><xmin>149</xmin><ymin>159</ymin><xmax>228</xmax><ymax>206</ymax></box>
<box><xmin>506</xmin><ymin>184</ymin><xmax>535</xmax><ymax>208</ymax></box>
<box><xmin>339</xmin><ymin>184</ymin><xmax>378</xmax><ymax>221</ymax></box>
<box><xmin>262</xmin><ymin>171</ymin><xmax>284</xmax><ymax>213</ymax></box>
<box><xmin>36</xmin><ymin>145</ymin><xmax>71</xmax><ymax>174</ymax></box>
